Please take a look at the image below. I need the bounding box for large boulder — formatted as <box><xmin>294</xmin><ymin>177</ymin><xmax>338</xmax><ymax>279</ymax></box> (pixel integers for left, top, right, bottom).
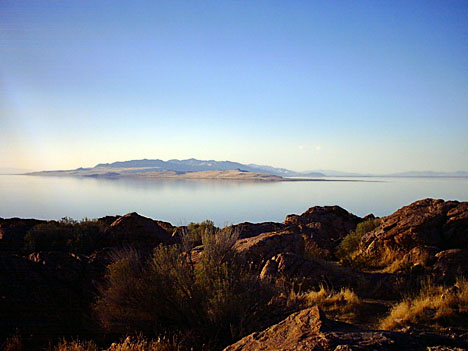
<box><xmin>104</xmin><ymin>212</ymin><xmax>171</xmax><ymax>248</ymax></box>
<box><xmin>223</xmin><ymin>306</ymin><xmax>434</xmax><ymax>351</ymax></box>
<box><xmin>359</xmin><ymin>199</ymin><xmax>468</xmax><ymax>268</ymax></box>
<box><xmin>233</xmin><ymin>231</ymin><xmax>304</xmax><ymax>270</ymax></box>
<box><xmin>284</xmin><ymin>206</ymin><xmax>361</xmax><ymax>255</ymax></box>
<box><xmin>229</xmin><ymin>222</ymin><xmax>285</xmax><ymax>239</ymax></box>
<box><xmin>260</xmin><ymin>252</ymin><xmax>356</xmax><ymax>290</ymax></box>
<box><xmin>432</xmin><ymin>249</ymin><xmax>468</xmax><ymax>284</ymax></box>
<box><xmin>96</xmin><ymin>215</ymin><xmax>121</xmax><ymax>227</ymax></box>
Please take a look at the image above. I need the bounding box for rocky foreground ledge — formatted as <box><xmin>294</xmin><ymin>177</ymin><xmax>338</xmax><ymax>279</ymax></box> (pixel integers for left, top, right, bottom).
<box><xmin>1</xmin><ymin>198</ymin><xmax>467</xmax><ymax>350</ymax></box>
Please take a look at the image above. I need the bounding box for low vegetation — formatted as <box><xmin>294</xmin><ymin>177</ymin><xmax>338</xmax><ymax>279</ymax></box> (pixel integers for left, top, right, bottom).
<box><xmin>24</xmin><ymin>217</ymin><xmax>106</xmax><ymax>254</ymax></box>
<box><xmin>3</xmin><ymin>199</ymin><xmax>468</xmax><ymax>350</ymax></box>
<box><xmin>1</xmin><ymin>333</ymin><xmax>23</xmax><ymax>351</ymax></box>
<box><xmin>95</xmin><ymin>229</ymin><xmax>275</xmax><ymax>350</ymax></box>
<box><xmin>303</xmin><ymin>236</ymin><xmax>330</xmax><ymax>260</ymax></box>
<box><xmin>106</xmin><ymin>336</ymin><xmax>177</xmax><ymax>351</ymax></box>
<box><xmin>184</xmin><ymin>220</ymin><xmax>217</xmax><ymax>246</ymax></box>
<box><xmin>285</xmin><ymin>285</ymin><xmax>363</xmax><ymax>323</ymax></box>
<box><xmin>49</xmin><ymin>339</ymin><xmax>99</xmax><ymax>351</ymax></box>
<box><xmin>381</xmin><ymin>278</ymin><xmax>468</xmax><ymax>330</ymax></box>
<box><xmin>46</xmin><ymin>336</ymin><xmax>177</xmax><ymax>351</ymax></box>
<box><xmin>335</xmin><ymin>218</ymin><xmax>380</xmax><ymax>267</ymax></box>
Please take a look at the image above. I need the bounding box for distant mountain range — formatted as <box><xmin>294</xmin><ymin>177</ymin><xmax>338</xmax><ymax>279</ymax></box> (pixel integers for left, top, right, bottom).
<box><xmin>18</xmin><ymin>158</ymin><xmax>468</xmax><ymax>178</ymax></box>
<box><xmin>93</xmin><ymin>158</ymin><xmax>326</xmax><ymax>177</ymax></box>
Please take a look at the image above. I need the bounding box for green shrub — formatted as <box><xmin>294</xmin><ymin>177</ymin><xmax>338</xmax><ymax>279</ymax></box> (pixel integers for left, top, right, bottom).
<box><xmin>335</xmin><ymin>218</ymin><xmax>380</xmax><ymax>262</ymax></box>
<box><xmin>303</xmin><ymin>236</ymin><xmax>329</xmax><ymax>260</ymax></box>
<box><xmin>95</xmin><ymin>229</ymin><xmax>274</xmax><ymax>350</ymax></box>
<box><xmin>185</xmin><ymin>220</ymin><xmax>217</xmax><ymax>246</ymax></box>
<box><xmin>24</xmin><ymin>218</ymin><xmax>106</xmax><ymax>253</ymax></box>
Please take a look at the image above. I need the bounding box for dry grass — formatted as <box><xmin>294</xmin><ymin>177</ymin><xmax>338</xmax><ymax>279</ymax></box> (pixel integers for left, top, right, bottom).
<box><xmin>51</xmin><ymin>339</ymin><xmax>98</xmax><ymax>351</ymax></box>
<box><xmin>287</xmin><ymin>285</ymin><xmax>362</xmax><ymax>315</ymax></box>
<box><xmin>106</xmin><ymin>336</ymin><xmax>177</xmax><ymax>351</ymax></box>
<box><xmin>2</xmin><ymin>334</ymin><xmax>23</xmax><ymax>351</ymax></box>
<box><xmin>49</xmin><ymin>336</ymin><xmax>177</xmax><ymax>351</ymax></box>
<box><xmin>380</xmin><ymin>278</ymin><xmax>468</xmax><ymax>330</ymax></box>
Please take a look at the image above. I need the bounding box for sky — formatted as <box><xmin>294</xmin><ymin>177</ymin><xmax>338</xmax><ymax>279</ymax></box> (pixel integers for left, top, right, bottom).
<box><xmin>1</xmin><ymin>0</ymin><xmax>467</xmax><ymax>173</ymax></box>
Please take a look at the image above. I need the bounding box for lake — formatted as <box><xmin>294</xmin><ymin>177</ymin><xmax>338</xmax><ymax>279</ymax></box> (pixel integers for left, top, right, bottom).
<box><xmin>1</xmin><ymin>175</ymin><xmax>467</xmax><ymax>226</ymax></box>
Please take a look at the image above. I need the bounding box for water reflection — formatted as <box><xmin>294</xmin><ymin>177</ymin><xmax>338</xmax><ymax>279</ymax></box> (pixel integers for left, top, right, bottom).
<box><xmin>1</xmin><ymin>175</ymin><xmax>467</xmax><ymax>226</ymax></box>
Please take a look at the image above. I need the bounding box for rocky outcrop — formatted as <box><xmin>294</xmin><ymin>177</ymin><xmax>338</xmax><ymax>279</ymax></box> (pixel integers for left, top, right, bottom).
<box><xmin>233</xmin><ymin>231</ymin><xmax>304</xmax><ymax>269</ymax></box>
<box><xmin>359</xmin><ymin>199</ymin><xmax>468</xmax><ymax>268</ymax></box>
<box><xmin>224</xmin><ymin>306</ymin><xmax>466</xmax><ymax>351</ymax></box>
<box><xmin>229</xmin><ymin>222</ymin><xmax>285</xmax><ymax>239</ymax></box>
<box><xmin>284</xmin><ymin>206</ymin><xmax>361</xmax><ymax>256</ymax></box>
<box><xmin>96</xmin><ymin>215</ymin><xmax>121</xmax><ymax>227</ymax></box>
<box><xmin>105</xmin><ymin>212</ymin><xmax>171</xmax><ymax>248</ymax></box>
<box><xmin>260</xmin><ymin>252</ymin><xmax>356</xmax><ymax>290</ymax></box>
<box><xmin>432</xmin><ymin>249</ymin><xmax>468</xmax><ymax>284</ymax></box>
<box><xmin>155</xmin><ymin>220</ymin><xmax>175</xmax><ymax>236</ymax></box>
<box><xmin>224</xmin><ymin>306</ymin><xmax>430</xmax><ymax>351</ymax></box>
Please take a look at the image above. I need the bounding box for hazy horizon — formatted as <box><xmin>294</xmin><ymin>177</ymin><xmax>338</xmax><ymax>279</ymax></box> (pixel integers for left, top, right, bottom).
<box><xmin>2</xmin><ymin>156</ymin><xmax>468</xmax><ymax>176</ymax></box>
<box><xmin>1</xmin><ymin>1</ymin><xmax>467</xmax><ymax>173</ymax></box>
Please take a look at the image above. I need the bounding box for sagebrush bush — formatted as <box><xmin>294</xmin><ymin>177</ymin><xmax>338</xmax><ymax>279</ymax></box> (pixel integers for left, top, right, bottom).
<box><xmin>24</xmin><ymin>217</ymin><xmax>106</xmax><ymax>253</ymax></box>
<box><xmin>303</xmin><ymin>237</ymin><xmax>329</xmax><ymax>260</ymax></box>
<box><xmin>185</xmin><ymin>220</ymin><xmax>217</xmax><ymax>246</ymax></box>
<box><xmin>380</xmin><ymin>278</ymin><xmax>468</xmax><ymax>330</ymax></box>
<box><xmin>335</xmin><ymin>218</ymin><xmax>380</xmax><ymax>263</ymax></box>
<box><xmin>95</xmin><ymin>228</ymin><xmax>274</xmax><ymax>350</ymax></box>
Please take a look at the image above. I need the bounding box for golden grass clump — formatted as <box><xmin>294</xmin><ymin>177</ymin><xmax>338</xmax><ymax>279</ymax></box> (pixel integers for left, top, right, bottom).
<box><xmin>106</xmin><ymin>336</ymin><xmax>177</xmax><ymax>351</ymax></box>
<box><xmin>52</xmin><ymin>340</ymin><xmax>98</xmax><ymax>351</ymax></box>
<box><xmin>2</xmin><ymin>334</ymin><xmax>23</xmax><ymax>351</ymax></box>
<box><xmin>287</xmin><ymin>285</ymin><xmax>362</xmax><ymax>314</ymax></box>
<box><xmin>49</xmin><ymin>336</ymin><xmax>177</xmax><ymax>351</ymax></box>
<box><xmin>380</xmin><ymin>278</ymin><xmax>468</xmax><ymax>330</ymax></box>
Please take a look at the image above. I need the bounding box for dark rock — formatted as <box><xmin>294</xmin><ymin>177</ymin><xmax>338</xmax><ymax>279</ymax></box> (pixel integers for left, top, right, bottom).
<box><xmin>400</xmin><ymin>246</ymin><xmax>439</xmax><ymax>268</ymax></box>
<box><xmin>229</xmin><ymin>222</ymin><xmax>285</xmax><ymax>239</ymax></box>
<box><xmin>223</xmin><ymin>306</ymin><xmax>429</xmax><ymax>351</ymax></box>
<box><xmin>96</xmin><ymin>215</ymin><xmax>121</xmax><ymax>228</ymax></box>
<box><xmin>154</xmin><ymin>220</ymin><xmax>175</xmax><ymax>235</ymax></box>
<box><xmin>233</xmin><ymin>231</ymin><xmax>304</xmax><ymax>270</ymax></box>
<box><xmin>260</xmin><ymin>252</ymin><xmax>356</xmax><ymax>291</ymax></box>
<box><xmin>284</xmin><ymin>206</ymin><xmax>361</xmax><ymax>255</ymax></box>
<box><xmin>104</xmin><ymin>212</ymin><xmax>171</xmax><ymax>248</ymax></box>
<box><xmin>359</xmin><ymin>199</ymin><xmax>468</xmax><ymax>269</ymax></box>
<box><xmin>432</xmin><ymin>249</ymin><xmax>468</xmax><ymax>284</ymax></box>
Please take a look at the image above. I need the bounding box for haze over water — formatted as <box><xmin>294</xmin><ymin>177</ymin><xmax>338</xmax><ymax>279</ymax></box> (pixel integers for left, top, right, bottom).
<box><xmin>2</xmin><ymin>175</ymin><xmax>467</xmax><ymax>226</ymax></box>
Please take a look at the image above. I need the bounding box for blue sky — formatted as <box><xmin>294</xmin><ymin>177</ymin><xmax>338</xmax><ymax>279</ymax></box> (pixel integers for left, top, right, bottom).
<box><xmin>1</xmin><ymin>0</ymin><xmax>467</xmax><ymax>172</ymax></box>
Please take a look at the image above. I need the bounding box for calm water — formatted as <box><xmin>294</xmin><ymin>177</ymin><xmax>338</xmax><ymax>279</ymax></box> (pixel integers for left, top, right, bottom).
<box><xmin>1</xmin><ymin>175</ymin><xmax>467</xmax><ymax>226</ymax></box>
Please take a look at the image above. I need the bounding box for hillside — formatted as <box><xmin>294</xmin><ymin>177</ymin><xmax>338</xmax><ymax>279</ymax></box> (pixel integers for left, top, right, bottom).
<box><xmin>26</xmin><ymin>158</ymin><xmax>330</xmax><ymax>181</ymax></box>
